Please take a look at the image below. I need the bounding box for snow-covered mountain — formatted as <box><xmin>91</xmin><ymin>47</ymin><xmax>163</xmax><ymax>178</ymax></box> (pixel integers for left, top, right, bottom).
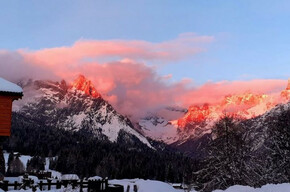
<box><xmin>175</xmin><ymin>100</ymin><xmax>290</xmax><ymax>157</ymax></box>
<box><xmin>139</xmin><ymin>115</ymin><xmax>178</xmax><ymax>144</ymax></box>
<box><xmin>13</xmin><ymin>75</ymin><xmax>152</xmax><ymax>148</ymax></box>
<box><xmin>243</xmin><ymin>100</ymin><xmax>290</xmax><ymax>152</ymax></box>
<box><xmin>138</xmin><ymin>80</ymin><xmax>290</xmax><ymax>146</ymax></box>
<box><xmin>136</xmin><ymin>107</ymin><xmax>186</xmax><ymax>144</ymax></box>
<box><xmin>12</xmin><ymin>75</ymin><xmax>289</xmax><ymax>150</ymax></box>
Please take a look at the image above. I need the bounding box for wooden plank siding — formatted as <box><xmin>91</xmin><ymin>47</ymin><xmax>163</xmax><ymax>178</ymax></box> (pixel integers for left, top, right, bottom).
<box><xmin>0</xmin><ymin>96</ymin><xmax>13</xmax><ymax>136</ymax></box>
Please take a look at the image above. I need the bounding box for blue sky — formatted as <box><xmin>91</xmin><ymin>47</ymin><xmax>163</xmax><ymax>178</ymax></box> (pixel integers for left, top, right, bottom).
<box><xmin>0</xmin><ymin>0</ymin><xmax>289</xmax><ymax>85</ymax></box>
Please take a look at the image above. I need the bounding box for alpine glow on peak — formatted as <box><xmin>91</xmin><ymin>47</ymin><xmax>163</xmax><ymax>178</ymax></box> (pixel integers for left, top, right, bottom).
<box><xmin>71</xmin><ymin>75</ymin><xmax>101</xmax><ymax>98</ymax></box>
<box><xmin>281</xmin><ymin>79</ymin><xmax>290</xmax><ymax>100</ymax></box>
<box><xmin>177</xmin><ymin>80</ymin><xmax>290</xmax><ymax>129</ymax></box>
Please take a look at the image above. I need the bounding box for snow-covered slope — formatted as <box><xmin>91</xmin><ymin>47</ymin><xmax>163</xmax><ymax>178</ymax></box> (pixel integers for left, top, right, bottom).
<box><xmin>140</xmin><ymin>81</ymin><xmax>290</xmax><ymax>145</ymax></box>
<box><xmin>138</xmin><ymin>107</ymin><xmax>187</xmax><ymax>144</ymax></box>
<box><xmin>139</xmin><ymin>115</ymin><xmax>179</xmax><ymax>144</ymax></box>
<box><xmin>243</xmin><ymin>101</ymin><xmax>290</xmax><ymax>151</ymax></box>
<box><xmin>13</xmin><ymin>76</ymin><xmax>152</xmax><ymax>148</ymax></box>
<box><xmin>109</xmin><ymin>179</ymin><xmax>179</xmax><ymax>192</ymax></box>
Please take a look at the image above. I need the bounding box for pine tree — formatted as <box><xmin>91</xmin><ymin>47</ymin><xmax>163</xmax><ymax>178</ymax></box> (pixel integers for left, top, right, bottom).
<box><xmin>6</xmin><ymin>152</ymin><xmax>14</xmax><ymax>176</ymax></box>
<box><xmin>9</xmin><ymin>154</ymin><xmax>25</xmax><ymax>176</ymax></box>
<box><xmin>27</xmin><ymin>156</ymin><xmax>45</xmax><ymax>172</ymax></box>
<box><xmin>263</xmin><ymin>109</ymin><xmax>290</xmax><ymax>183</ymax></box>
<box><xmin>194</xmin><ymin>116</ymin><xmax>251</xmax><ymax>192</ymax></box>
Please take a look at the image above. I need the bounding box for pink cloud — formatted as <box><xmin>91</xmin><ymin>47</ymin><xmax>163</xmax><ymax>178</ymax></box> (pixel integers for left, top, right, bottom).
<box><xmin>179</xmin><ymin>79</ymin><xmax>287</xmax><ymax>107</ymax></box>
<box><xmin>20</xmin><ymin>33</ymin><xmax>214</xmax><ymax>69</ymax></box>
<box><xmin>0</xmin><ymin>34</ymin><xmax>288</xmax><ymax>121</ymax></box>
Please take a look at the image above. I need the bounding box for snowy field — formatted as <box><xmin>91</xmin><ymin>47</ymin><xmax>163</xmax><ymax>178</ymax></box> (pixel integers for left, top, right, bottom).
<box><xmin>3</xmin><ymin>152</ymin><xmax>290</xmax><ymax>192</ymax></box>
<box><xmin>0</xmin><ymin>182</ymin><xmax>289</xmax><ymax>192</ymax></box>
<box><xmin>106</xmin><ymin>181</ymin><xmax>290</xmax><ymax>192</ymax></box>
<box><xmin>212</xmin><ymin>183</ymin><xmax>290</xmax><ymax>192</ymax></box>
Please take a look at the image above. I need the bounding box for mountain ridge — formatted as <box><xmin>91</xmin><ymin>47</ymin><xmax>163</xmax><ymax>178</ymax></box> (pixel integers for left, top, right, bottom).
<box><xmin>13</xmin><ymin>76</ymin><xmax>153</xmax><ymax>148</ymax></box>
<box><xmin>12</xmin><ymin>75</ymin><xmax>290</xmax><ymax>148</ymax></box>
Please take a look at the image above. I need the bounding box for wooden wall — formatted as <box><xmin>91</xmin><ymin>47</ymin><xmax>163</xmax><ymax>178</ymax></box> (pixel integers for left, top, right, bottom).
<box><xmin>0</xmin><ymin>96</ymin><xmax>13</xmax><ymax>136</ymax></box>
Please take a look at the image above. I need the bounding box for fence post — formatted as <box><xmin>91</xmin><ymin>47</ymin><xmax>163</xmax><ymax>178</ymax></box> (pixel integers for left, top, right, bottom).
<box><xmin>134</xmin><ymin>185</ymin><xmax>138</xmax><ymax>192</ymax></box>
<box><xmin>87</xmin><ymin>180</ymin><xmax>91</xmax><ymax>192</ymax></box>
<box><xmin>56</xmin><ymin>180</ymin><xmax>61</xmax><ymax>189</ymax></box>
<box><xmin>62</xmin><ymin>180</ymin><xmax>68</xmax><ymax>187</ymax></box>
<box><xmin>105</xmin><ymin>179</ymin><xmax>108</xmax><ymax>190</ymax></box>
<box><xmin>79</xmin><ymin>179</ymin><xmax>83</xmax><ymax>192</ymax></box>
<box><xmin>48</xmin><ymin>180</ymin><xmax>51</xmax><ymax>190</ymax></box>
<box><xmin>4</xmin><ymin>180</ymin><xmax>8</xmax><ymax>191</ymax></box>
<box><xmin>72</xmin><ymin>180</ymin><xmax>76</xmax><ymax>189</ymax></box>
<box><xmin>100</xmin><ymin>179</ymin><xmax>103</xmax><ymax>190</ymax></box>
<box><xmin>32</xmin><ymin>185</ymin><xmax>37</xmax><ymax>192</ymax></box>
<box><xmin>14</xmin><ymin>181</ymin><xmax>18</xmax><ymax>190</ymax></box>
<box><xmin>126</xmin><ymin>185</ymin><xmax>130</xmax><ymax>192</ymax></box>
<box><xmin>39</xmin><ymin>181</ymin><xmax>43</xmax><ymax>191</ymax></box>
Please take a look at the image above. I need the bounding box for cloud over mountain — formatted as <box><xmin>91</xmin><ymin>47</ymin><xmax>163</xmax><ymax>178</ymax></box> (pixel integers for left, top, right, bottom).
<box><xmin>0</xmin><ymin>34</ymin><xmax>287</xmax><ymax>120</ymax></box>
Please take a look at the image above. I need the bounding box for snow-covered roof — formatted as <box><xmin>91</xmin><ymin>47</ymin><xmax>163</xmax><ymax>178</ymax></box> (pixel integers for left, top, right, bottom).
<box><xmin>88</xmin><ymin>176</ymin><xmax>103</xmax><ymax>180</ymax></box>
<box><xmin>0</xmin><ymin>77</ymin><xmax>22</xmax><ymax>93</ymax></box>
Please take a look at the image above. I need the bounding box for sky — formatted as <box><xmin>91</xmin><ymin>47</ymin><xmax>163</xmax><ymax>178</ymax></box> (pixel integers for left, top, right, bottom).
<box><xmin>0</xmin><ymin>0</ymin><xmax>289</xmax><ymax>118</ymax></box>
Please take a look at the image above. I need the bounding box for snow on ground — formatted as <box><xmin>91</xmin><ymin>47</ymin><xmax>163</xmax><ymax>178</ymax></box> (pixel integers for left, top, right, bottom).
<box><xmin>3</xmin><ymin>152</ymin><xmax>290</xmax><ymax>192</ymax></box>
<box><xmin>45</xmin><ymin>157</ymin><xmax>62</xmax><ymax>179</ymax></box>
<box><xmin>6</xmin><ymin>186</ymin><xmax>81</xmax><ymax>192</ymax></box>
<box><xmin>4</xmin><ymin>153</ymin><xmax>62</xmax><ymax>180</ymax></box>
<box><xmin>2</xmin><ymin>175</ymin><xmax>290</xmax><ymax>192</ymax></box>
<box><xmin>135</xmin><ymin>180</ymin><xmax>178</xmax><ymax>192</ymax></box>
<box><xmin>109</xmin><ymin>179</ymin><xmax>178</xmax><ymax>192</ymax></box>
<box><xmin>104</xmin><ymin>182</ymin><xmax>290</xmax><ymax>192</ymax></box>
<box><xmin>213</xmin><ymin>183</ymin><xmax>290</xmax><ymax>192</ymax></box>
<box><xmin>88</xmin><ymin>176</ymin><xmax>102</xmax><ymax>180</ymax></box>
<box><xmin>48</xmin><ymin>170</ymin><xmax>62</xmax><ymax>180</ymax></box>
<box><xmin>61</xmin><ymin>174</ymin><xmax>79</xmax><ymax>181</ymax></box>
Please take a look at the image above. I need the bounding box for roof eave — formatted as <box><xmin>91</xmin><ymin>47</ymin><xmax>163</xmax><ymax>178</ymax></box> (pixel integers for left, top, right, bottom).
<box><xmin>0</xmin><ymin>91</ymin><xmax>23</xmax><ymax>100</ymax></box>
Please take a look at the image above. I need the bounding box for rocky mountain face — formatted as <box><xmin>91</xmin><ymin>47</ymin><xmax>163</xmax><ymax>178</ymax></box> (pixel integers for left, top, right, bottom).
<box><xmin>173</xmin><ymin>100</ymin><xmax>290</xmax><ymax>158</ymax></box>
<box><xmin>12</xmin><ymin>75</ymin><xmax>289</xmax><ymax>153</ymax></box>
<box><xmin>13</xmin><ymin>75</ymin><xmax>152</xmax><ymax>148</ymax></box>
<box><xmin>138</xmin><ymin>80</ymin><xmax>290</xmax><ymax>147</ymax></box>
<box><xmin>281</xmin><ymin>79</ymin><xmax>290</xmax><ymax>100</ymax></box>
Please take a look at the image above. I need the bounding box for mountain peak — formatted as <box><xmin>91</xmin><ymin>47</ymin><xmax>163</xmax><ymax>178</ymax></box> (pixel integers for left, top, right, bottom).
<box><xmin>281</xmin><ymin>79</ymin><xmax>290</xmax><ymax>100</ymax></box>
<box><xmin>72</xmin><ymin>75</ymin><xmax>101</xmax><ymax>98</ymax></box>
<box><xmin>221</xmin><ymin>93</ymin><xmax>268</xmax><ymax>107</ymax></box>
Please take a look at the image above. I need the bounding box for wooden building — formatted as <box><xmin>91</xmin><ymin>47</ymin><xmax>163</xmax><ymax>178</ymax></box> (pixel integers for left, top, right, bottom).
<box><xmin>0</xmin><ymin>78</ymin><xmax>23</xmax><ymax>136</ymax></box>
